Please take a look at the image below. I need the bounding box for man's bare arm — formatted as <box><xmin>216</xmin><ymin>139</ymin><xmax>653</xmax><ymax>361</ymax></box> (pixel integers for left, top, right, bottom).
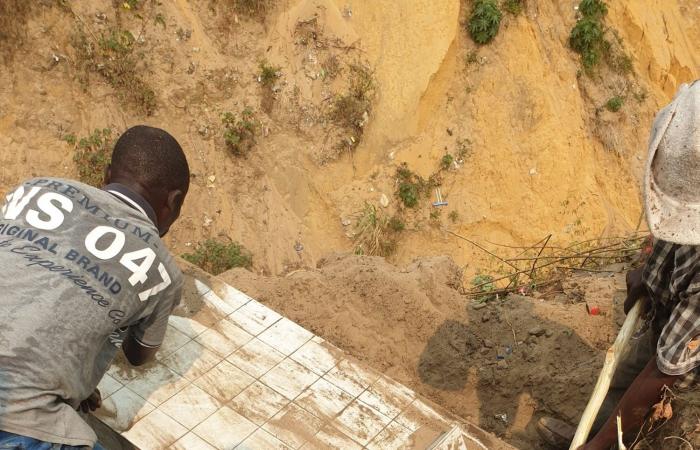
<box><xmin>580</xmin><ymin>356</ymin><xmax>678</xmax><ymax>450</ymax></box>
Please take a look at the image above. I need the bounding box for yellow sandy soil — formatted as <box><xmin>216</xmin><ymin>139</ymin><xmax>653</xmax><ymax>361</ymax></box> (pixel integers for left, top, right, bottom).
<box><xmin>0</xmin><ymin>0</ymin><xmax>698</xmax><ymax>278</ymax></box>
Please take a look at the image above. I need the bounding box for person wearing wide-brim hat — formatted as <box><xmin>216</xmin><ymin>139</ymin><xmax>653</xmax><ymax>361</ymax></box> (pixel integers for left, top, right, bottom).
<box><xmin>538</xmin><ymin>80</ymin><xmax>700</xmax><ymax>450</ymax></box>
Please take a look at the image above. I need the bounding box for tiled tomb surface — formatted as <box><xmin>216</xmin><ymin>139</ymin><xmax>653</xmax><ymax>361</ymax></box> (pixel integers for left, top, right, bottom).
<box><xmin>93</xmin><ymin>260</ymin><xmax>514</xmax><ymax>450</ymax></box>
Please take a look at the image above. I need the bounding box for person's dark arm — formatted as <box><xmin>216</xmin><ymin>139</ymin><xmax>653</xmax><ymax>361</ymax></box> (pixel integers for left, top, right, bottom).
<box><xmin>122</xmin><ymin>333</ymin><xmax>160</xmax><ymax>366</ymax></box>
<box><xmin>123</xmin><ymin>278</ymin><xmax>182</xmax><ymax>366</ymax></box>
<box><xmin>579</xmin><ymin>356</ymin><xmax>678</xmax><ymax>450</ymax></box>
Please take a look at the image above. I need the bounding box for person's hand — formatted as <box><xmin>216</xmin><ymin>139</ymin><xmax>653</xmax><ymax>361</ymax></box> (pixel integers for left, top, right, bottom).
<box><xmin>624</xmin><ymin>266</ymin><xmax>648</xmax><ymax>314</ymax></box>
<box><xmin>78</xmin><ymin>389</ymin><xmax>102</xmax><ymax>413</ymax></box>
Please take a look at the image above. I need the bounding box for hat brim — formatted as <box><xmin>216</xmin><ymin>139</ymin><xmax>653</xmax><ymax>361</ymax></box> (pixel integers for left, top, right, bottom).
<box><xmin>646</xmin><ymin>180</ymin><xmax>700</xmax><ymax>245</ymax></box>
<box><xmin>643</xmin><ymin>82</ymin><xmax>700</xmax><ymax>244</ymax></box>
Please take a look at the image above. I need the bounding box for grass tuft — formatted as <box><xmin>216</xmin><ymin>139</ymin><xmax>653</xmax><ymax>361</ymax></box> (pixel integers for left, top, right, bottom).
<box><xmin>258</xmin><ymin>61</ymin><xmax>280</xmax><ymax>86</ymax></box>
<box><xmin>222</xmin><ymin>108</ymin><xmax>260</xmax><ymax>156</ymax></box>
<box><xmin>503</xmin><ymin>0</ymin><xmax>523</xmax><ymax>15</ymax></box>
<box><xmin>182</xmin><ymin>239</ymin><xmax>253</xmax><ymax>275</ymax></box>
<box><xmin>441</xmin><ymin>154</ymin><xmax>454</xmax><ymax>171</ymax></box>
<box><xmin>330</xmin><ymin>63</ymin><xmax>375</xmax><ymax>150</ymax></box>
<box><xmin>69</xmin><ymin>128</ymin><xmax>113</xmax><ymax>187</ymax></box>
<box><xmin>72</xmin><ymin>26</ymin><xmax>156</xmax><ymax>115</ymax></box>
<box><xmin>605</xmin><ymin>95</ymin><xmax>624</xmax><ymax>112</ymax></box>
<box><xmin>569</xmin><ymin>17</ymin><xmax>605</xmax><ymax>69</ymax></box>
<box><xmin>353</xmin><ymin>203</ymin><xmax>402</xmax><ymax>257</ymax></box>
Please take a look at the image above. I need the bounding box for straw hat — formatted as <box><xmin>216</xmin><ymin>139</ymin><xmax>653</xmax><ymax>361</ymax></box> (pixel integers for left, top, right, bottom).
<box><xmin>644</xmin><ymin>80</ymin><xmax>700</xmax><ymax>244</ymax></box>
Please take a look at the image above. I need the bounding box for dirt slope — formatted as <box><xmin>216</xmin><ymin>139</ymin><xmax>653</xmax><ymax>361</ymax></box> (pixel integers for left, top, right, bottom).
<box><xmin>1</xmin><ymin>0</ymin><xmax>698</xmax><ymax>280</ymax></box>
<box><xmin>2</xmin><ymin>1</ymin><xmax>699</xmax><ymax>448</ymax></box>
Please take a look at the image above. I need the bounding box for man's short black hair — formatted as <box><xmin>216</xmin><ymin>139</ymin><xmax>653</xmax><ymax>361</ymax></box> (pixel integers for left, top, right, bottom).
<box><xmin>111</xmin><ymin>125</ymin><xmax>190</xmax><ymax>193</ymax></box>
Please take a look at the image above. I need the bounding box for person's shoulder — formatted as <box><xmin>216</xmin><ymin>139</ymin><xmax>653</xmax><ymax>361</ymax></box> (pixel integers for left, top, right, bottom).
<box><xmin>18</xmin><ymin>177</ymin><xmax>108</xmax><ymax>198</ymax></box>
<box><xmin>156</xmin><ymin>244</ymin><xmax>185</xmax><ymax>289</ymax></box>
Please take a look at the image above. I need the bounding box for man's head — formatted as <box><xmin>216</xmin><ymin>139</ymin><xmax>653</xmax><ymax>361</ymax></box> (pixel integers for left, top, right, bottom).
<box><xmin>644</xmin><ymin>80</ymin><xmax>700</xmax><ymax>244</ymax></box>
<box><xmin>105</xmin><ymin>125</ymin><xmax>190</xmax><ymax>237</ymax></box>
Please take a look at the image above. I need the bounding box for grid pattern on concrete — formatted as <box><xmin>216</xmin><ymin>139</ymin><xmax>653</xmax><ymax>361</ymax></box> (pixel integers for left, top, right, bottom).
<box><xmin>95</xmin><ymin>276</ymin><xmax>488</xmax><ymax>449</ymax></box>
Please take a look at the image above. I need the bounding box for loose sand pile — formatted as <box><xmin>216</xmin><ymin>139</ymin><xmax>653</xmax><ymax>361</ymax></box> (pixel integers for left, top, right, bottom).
<box><xmin>222</xmin><ymin>254</ymin><xmax>628</xmax><ymax>449</ymax></box>
<box><xmin>223</xmin><ymin>254</ymin><xmax>699</xmax><ymax>449</ymax></box>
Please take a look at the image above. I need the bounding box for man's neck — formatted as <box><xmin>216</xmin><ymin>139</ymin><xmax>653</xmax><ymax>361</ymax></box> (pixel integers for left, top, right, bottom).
<box><xmin>102</xmin><ymin>181</ymin><xmax>159</xmax><ymax>227</ymax></box>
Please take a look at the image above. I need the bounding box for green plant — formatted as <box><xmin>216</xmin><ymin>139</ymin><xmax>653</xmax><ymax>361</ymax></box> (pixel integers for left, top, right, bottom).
<box><xmin>395</xmin><ymin>163</ymin><xmax>438</xmax><ymax>208</ymax></box>
<box><xmin>466</xmin><ymin>50</ymin><xmax>479</xmax><ymax>65</ymax></box>
<box><xmin>63</xmin><ymin>133</ymin><xmax>77</xmax><ymax>146</ymax></box>
<box><xmin>468</xmin><ymin>0</ymin><xmax>502</xmax><ymax>45</ymax></box>
<box><xmin>579</xmin><ymin>0</ymin><xmax>607</xmax><ymax>19</ymax></box>
<box><xmin>503</xmin><ymin>0</ymin><xmax>523</xmax><ymax>15</ymax></box>
<box><xmin>441</xmin><ymin>153</ymin><xmax>454</xmax><ymax>170</ymax></box>
<box><xmin>221</xmin><ymin>108</ymin><xmax>259</xmax><ymax>156</ymax></box>
<box><xmin>71</xmin><ymin>128</ymin><xmax>112</xmax><ymax>187</ymax></box>
<box><xmin>398</xmin><ymin>183</ymin><xmax>420</xmax><ymax>208</ymax></box>
<box><xmin>569</xmin><ymin>17</ymin><xmax>605</xmax><ymax>69</ymax></box>
<box><xmin>430</xmin><ymin>210</ymin><xmax>440</xmax><ymax>220</ymax></box>
<box><xmin>605</xmin><ymin>95</ymin><xmax>624</xmax><ymax>112</ymax></box>
<box><xmin>72</xmin><ymin>26</ymin><xmax>156</xmax><ymax>115</ymax></box>
<box><xmin>330</xmin><ymin>63</ymin><xmax>375</xmax><ymax>149</ymax></box>
<box><xmin>396</xmin><ymin>164</ymin><xmax>413</xmax><ymax>181</ymax></box>
<box><xmin>258</xmin><ymin>61</ymin><xmax>280</xmax><ymax>86</ymax></box>
<box><xmin>99</xmin><ymin>29</ymin><xmax>133</xmax><ymax>54</ymax></box>
<box><xmin>448</xmin><ymin>210</ymin><xmax>459</xmax><ymax>222</ymax></box>
<box><xmin>353</xmin><ymin>203</ymin><xmax>400</xmax><ymax>256</ymax></box>
<box><xmin>472</xmin><ymin>274</ymin><xmax>496</xmax><ymax>302</ymax></box>
<box><xmin>182</xmin><ymin>239</ymin><xmax>253</xmax><ymax>275</ymax></box>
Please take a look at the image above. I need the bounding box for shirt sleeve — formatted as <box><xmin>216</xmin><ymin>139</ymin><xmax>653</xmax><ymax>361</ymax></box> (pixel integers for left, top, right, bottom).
<box><xmin>656</xmin><ymin>276</ymin><xmax>700</xmax><ymax>376</ymax></box>
<box><xmin>129</xmin><ymin>279</ymin><xmax>182</xmax><ymax>348</ymax></box>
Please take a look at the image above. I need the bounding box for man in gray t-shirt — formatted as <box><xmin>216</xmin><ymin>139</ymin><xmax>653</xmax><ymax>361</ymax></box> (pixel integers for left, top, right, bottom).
<box><xmin>0</xmin><ymin>126</ymin><xmax>190</xmax><ymax>449</ymax></box>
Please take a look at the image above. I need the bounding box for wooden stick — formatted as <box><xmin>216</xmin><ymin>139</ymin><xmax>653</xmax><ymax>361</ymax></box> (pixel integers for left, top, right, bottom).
<box><xmin>447</xmin><ymin>231</ymin><xmax>522</xmax><ymax>274</ymax></box>
<box><xmin>569</xmin><ymin>300</ymin><xmax>643</xmax><ymax>449</ymax></box>
<box><xmin>556</xmin><ymin>266</ymin><xmax>622</xmax><ymax>274</ymax></box>
<box><xmin>530</xmin><ymin>234</ymin><xmax>551</xmax><ymax>280</ymax></box>
<box><xmin>616</xmin><ymin>414</ymin><xmax>627</xmax><ymax>450</ymax></box>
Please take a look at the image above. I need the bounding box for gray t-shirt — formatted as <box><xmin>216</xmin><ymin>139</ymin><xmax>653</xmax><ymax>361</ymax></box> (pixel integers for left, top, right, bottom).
<box><xmin>0</xmin><ymin>178</ymin><xmax>183</xmax><ymax>447</ymax></box>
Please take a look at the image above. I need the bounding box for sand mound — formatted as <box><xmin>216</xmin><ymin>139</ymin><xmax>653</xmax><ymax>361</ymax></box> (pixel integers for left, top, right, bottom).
<box><xmin>221</xmin><ymin>254</ymin><xmax>628</xmax><ymax>449</ymax></box>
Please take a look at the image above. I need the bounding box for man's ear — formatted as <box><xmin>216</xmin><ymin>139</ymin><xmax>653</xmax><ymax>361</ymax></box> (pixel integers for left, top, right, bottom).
<box><xmin>167</xmin><ymin>189</ymin><xmax>185</xmax><ymax>214</ymax></box>
<box><xmin>103</xmin><ymin>164</ymin><xmax>112</xmax><ymax>187</ymax></box>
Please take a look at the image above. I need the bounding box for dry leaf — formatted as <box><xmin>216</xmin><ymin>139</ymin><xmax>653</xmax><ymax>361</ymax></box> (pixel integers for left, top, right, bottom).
<box><xmin>663</xmin><ymin>402</ymin><xmax>673</xmax><ymax>420</ymax></box>
<box><xmin>649</xmin><ymin>400</ymin><xmax>673</xmax><ymax>424</ymax></box>
<box><xmin>688</xmin><ymin>339</ymin><xmax>700</xmax><ymax>352</ymax></box>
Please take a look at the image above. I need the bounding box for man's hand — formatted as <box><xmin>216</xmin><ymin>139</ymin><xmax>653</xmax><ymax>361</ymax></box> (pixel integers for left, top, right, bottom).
<box><xmin>78</xmin><ymin>389</ymin><xmax>102</xmax><ymax>413</ymax></box>
<box><xmin>624</xmin><ymin>266</ymin><xmax>649</xmax><ymax>314</ymax></box>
